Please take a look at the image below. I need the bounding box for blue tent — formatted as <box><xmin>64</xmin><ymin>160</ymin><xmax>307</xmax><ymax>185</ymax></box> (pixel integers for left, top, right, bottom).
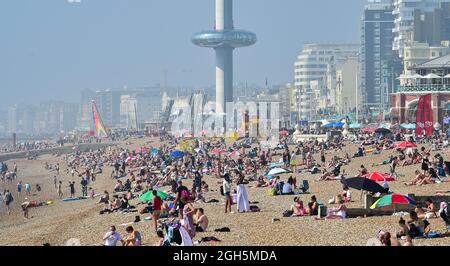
<box><xmin>322</xmin><ymin>122</ymin><xmax>344</xmax><ymax>128</ymax></box>
<box><xmin>170</xmin><ymin>150</ymin><xmax>185</xmax><ymax>159</ymax></box>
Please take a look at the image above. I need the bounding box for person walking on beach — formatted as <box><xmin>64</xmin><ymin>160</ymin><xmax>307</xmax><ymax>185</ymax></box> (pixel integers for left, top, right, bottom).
<box><xmin>17</xmin><ymin>181</ymin><xmax>22</xmax><ymax>198</ymax></box>
<box><xmin>3</xmin><ymin>190</ymin><xmax>13</xmax><ymax>215</ymax></box>
<box><xmin>53</xmin><ymin>175</ymin><xmax>57</xmax><ymax>189</ymax></box>
<box><xmin>57</xmin><ymin>181</ymin><xmax>63</xmax><ymax>198</ymax></box>
<box><xmin>69</xmin><ymin>181</ymin><xmax>75</xmax><ymax>198</ymax></box>
<box><xmin>223</xmin><ymin>173</ymin><xmax>232</xmax><ymax>214</ymax></box>
<box><xmin>80</xmin><ymin>178</ymin><xmax>88</xmax><ymax>197</ymax></box>
<box><xmin>25</xmin><ymin>182</ymin><xmax>31</xmax><ymax>196</ymax></box>
<box><xmin>152</xmin><ymin>190</ymin><xmax>162</xmax><ymax>232</ymax></box>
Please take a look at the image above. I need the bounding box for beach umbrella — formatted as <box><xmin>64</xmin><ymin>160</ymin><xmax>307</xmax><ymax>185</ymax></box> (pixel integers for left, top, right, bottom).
<box><xmin>341</xmin><ymin>177</ymin><xmax>386</xmax><ymax>194</ymax></box>
<box><xmin>228</xmin><ymin>150</ymin><xmax>241</xmax><ymax>157</ymax></box>
<box><xmin>265</xmin><ymin>168</ymin><xmax>292</xmax><ymax>177</ymax></box>
<box><xmin>170</xmin><ymin>150</ymin><xmax>185</xmax><ymax>159</ymax></box>
<box><xmin>322</xmin><ymin>122</ymin><xmax>344</xmax><ymax>128</ymax></box>
<box><xmin>362</xmin><ymin>127</ymin><xmax>376</xmax><ymax>133</ymax></box>
<box><xmin>395</xmin><ymin>141</ymin><xmax>417</xmax><ymax>149</ymax></box>
<box><xmin>279</xmin><ymin>130</ymin><xmax>290</xmax><ymax>136</ymax></box>
<box><xmin>370</xmin><ymin>194</ymin><xmax>417</xmax><ymax>210</ymax></box>
<box><xmin>365</xmin><ymin>172</ymin><xmax>395</xmax><ymax>182</ymax></box>
<box><xmin>212</xmin><ymin>148</ymin><xmax>227</xmax><ymax>154</ymax></box>
<box><xmin>400</xmin><ymin>123</ymin><xmax>416</xmax><ymax>130</ymax></box>
<box><xmin>423</xmin><ymin>73</ymin><xmax>441</xmax><ymax>79</ymax></box>
<box><xmin>375</xmin><ymin>128</ymin><xmax>391</xmax><ymax>134</ymax></box>
<box><xmin>139</xmin><ymin>190</ymin><xmax>170</xmax><ymax>202</ymax></box>
<box><xmin>349</xmin><ymin>123</ymin><xmax>361</xmax><ymax>129</ymax></box>
<box><xmin>269</xmin><ymin>162</ymin><xmax>285</xmax><ymax>169</ymax></box>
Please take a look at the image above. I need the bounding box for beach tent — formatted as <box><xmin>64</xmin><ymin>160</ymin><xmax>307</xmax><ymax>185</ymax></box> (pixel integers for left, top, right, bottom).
<box><xmin>139</xmin><ymin>190</ymin><xmax>170</xmax><ymax>202</ymax></box>
<box><xmin>341</xmin><ymin>177</ymin><xmax>386</xmax><ymax>194</ymax></box>
<box><xmin>370</xmin><ymin>194</ymin><xmax>417</xmax><ymax>211</ymax></box>
<box><xmin>265</xmin><ymin>168</ymin><xmax>292</xmax><ymax>177</ymax></box>
<box><xmin>268</xmin><ymin>162</ymin><xmax>285</xmax><ymax>169</ymax></box>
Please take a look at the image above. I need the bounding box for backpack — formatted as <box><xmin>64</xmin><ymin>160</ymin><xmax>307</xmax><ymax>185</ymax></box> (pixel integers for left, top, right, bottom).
<box><xmin>283</xmin><ymin>210</ymin><xmax>293</xmax><ymax>217</ymax></box>
<box><xmin>267</xmin><ymin>188</ymin><xmax>277</xmax><ymax>196</ymax></box>
<box><xmin>181</xmin><ymin>188</ymin><xmax>192</xmax><ymax>200</ymax></box>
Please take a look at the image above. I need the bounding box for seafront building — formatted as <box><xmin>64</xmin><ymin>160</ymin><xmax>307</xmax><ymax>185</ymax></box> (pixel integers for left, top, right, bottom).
<box><xmin>391</xmin><ymin>53</ymin><xmax>450</xmax><ymax>127</ymax></box>
<box><xmin>392</xmin><ymin>0</ymin><xmax>450</xmax><ymax>58</ymax></box>
<box><xmin>361</xmin><ymin>0</ymin><xmax>403</xmax><ymax>116</ymax></box>
<box><xmin>294</xmin><ymin>43</ymin><xmax>360</xmax><ymax>120</ymax></box>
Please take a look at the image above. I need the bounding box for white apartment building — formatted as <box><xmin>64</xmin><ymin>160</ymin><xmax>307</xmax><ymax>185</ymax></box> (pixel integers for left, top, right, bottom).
<box><xmin>294</xmin><ymin>43</ymin><xmax>360</xmax><ymax>120</ymax></box>
<box><xmin>403</xmin><ymin>41</ymin><xmax>450</xmax><ymax>75</ymax></box>
<box><xmin>392</xmin><ymin>0</ymin><xmax>450</xmax><ymax>57</ymax></box>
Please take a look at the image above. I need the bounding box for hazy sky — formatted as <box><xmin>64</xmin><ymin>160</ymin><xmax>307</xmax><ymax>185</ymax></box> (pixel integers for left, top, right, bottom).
<box><xmin>0</xmin><ymin>0</ymin><xmax>366</xmax><ymax>106</ymax></box>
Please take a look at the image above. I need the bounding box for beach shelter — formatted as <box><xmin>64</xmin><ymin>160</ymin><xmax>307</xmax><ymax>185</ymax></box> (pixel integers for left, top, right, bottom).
<box><xmin>370</xmin><ymin>194</ymin><xmax>417</xmax><ymax>211</ymax></box>
<box><xmin>365</xmin><ymin>172</ymin><xmax>396</xmax><ymax>182</ymax></box>
<box><xmin>265</xmin><ymin>168</ymin><xmax>292</xmax><ymax>177</ymax></box>
<box><xmin>170</xmin><ymin>150</ymin><xmax>185</xmax><ymax>159</ymax></box>
<box><xmin>341</xmin><ymin>177</ymin><xmax>386</xmax><ymax>194</ymax></box>
<box><xmin>139</xmin><ymin>190</ymin><xmax>170</xmax><ymax>202</ymax></box>
<box><xmin>395</xmin><ymin>141</ymin><xmax>417</xmax><ymax>149</ymax></box>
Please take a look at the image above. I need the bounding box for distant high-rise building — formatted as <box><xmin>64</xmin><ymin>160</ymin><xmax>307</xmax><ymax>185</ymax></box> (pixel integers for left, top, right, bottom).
<box><xmin>361</xmin><ymin>0</ymin><xmax>402</xmax><ymax>114</ymax></box>
<box><xmin>294</xmin><ymin>43</ymin><xmax>359</xmax><ymax>120</ymax></box>
<box><xmin>392</xmin><ymin>0</ymin><xmax>450</xmax><ymax>58</ymax></box>
<box><xmin>7</xmin><ymin>104</ymin><xmax>35</xmax><ymax>135</ymax></box>
<box><xmin>77</xmin><ymin>89</ymin><xmax>95</xmax><ymax>131</ymax></box>
<box><xmin>410</xmin><ymin>2</ymin><xmax>450</xmax><ymax>46</ymax></box>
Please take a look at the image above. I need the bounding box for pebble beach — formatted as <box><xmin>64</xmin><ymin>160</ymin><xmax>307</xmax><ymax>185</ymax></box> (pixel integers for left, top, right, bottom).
<box><xmin>1</xmin><ymin>138</ymin><xmax>450</xmax><ymax>246</ymax></box>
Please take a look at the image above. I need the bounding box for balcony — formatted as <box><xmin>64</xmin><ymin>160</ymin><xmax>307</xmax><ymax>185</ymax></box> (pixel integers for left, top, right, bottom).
<box><xmin>397</xmin><ymin>85</ymin><xmax>450</xmax><ymax>93</ymax></box>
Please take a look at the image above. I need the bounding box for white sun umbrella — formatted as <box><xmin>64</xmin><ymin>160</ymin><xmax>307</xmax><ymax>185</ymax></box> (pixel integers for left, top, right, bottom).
<box><xmin>266</xmin><ymin>167</ymin><xmax>292</xmax><ymax>177</ymax></box>
<box><xmin>424</xmin><ymin>73</ymin><xmax>442</xmax><ymax>79</ymax></box>
<box><xmin>444</xmin><ymin>74</ymin><xmax>450</xmax><ymax>78</ymax></box>
<box><xmin>412</xmin><ymin>74</ymin><xmax>424</xmax><ymax>79</ymax></box>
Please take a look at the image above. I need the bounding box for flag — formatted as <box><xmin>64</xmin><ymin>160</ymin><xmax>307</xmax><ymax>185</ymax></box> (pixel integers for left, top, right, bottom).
<box><xmin>416</xmin><ymin>94</ymin><xmax>433</xmax><ymax>137</ymax></box>
<box><xmin>92</xmin><ymin>101</ymin><xmax>108</xmax><ymax>138</ymax></box>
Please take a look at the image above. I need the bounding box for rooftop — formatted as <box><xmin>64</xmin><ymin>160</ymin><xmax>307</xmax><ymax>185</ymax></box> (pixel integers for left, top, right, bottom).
<box><xmin>414</xmin><ymin>54</ymin><xmax>450</xmax><ymax>69</ymax></box>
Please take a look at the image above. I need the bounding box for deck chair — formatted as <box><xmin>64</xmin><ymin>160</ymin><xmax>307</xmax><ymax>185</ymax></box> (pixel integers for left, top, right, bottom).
<box><xmin>299</xmin><ymin>180</ymin><xmax>309</xmax><ymax>193</ymax></box>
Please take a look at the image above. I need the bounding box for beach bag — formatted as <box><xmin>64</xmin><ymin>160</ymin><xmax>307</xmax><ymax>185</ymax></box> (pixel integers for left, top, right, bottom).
<box><xmin>181</xmin><ymin>188</ymin><xmax>192</xmax><ymax>200</ymax></box>
<box><xmin>267</xmin><ymin>188</ymin><xmax>277</xmax><ymax>196</ymax></box>
<box><xmin>219</xmin><ymin>186</ymin><xmax>224</xmax><ymax>196</ymax></box>
<box><xmin>282</xmin><ymin>210</ymin><xmax>293</xmax><ymax>217</ymax></box>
